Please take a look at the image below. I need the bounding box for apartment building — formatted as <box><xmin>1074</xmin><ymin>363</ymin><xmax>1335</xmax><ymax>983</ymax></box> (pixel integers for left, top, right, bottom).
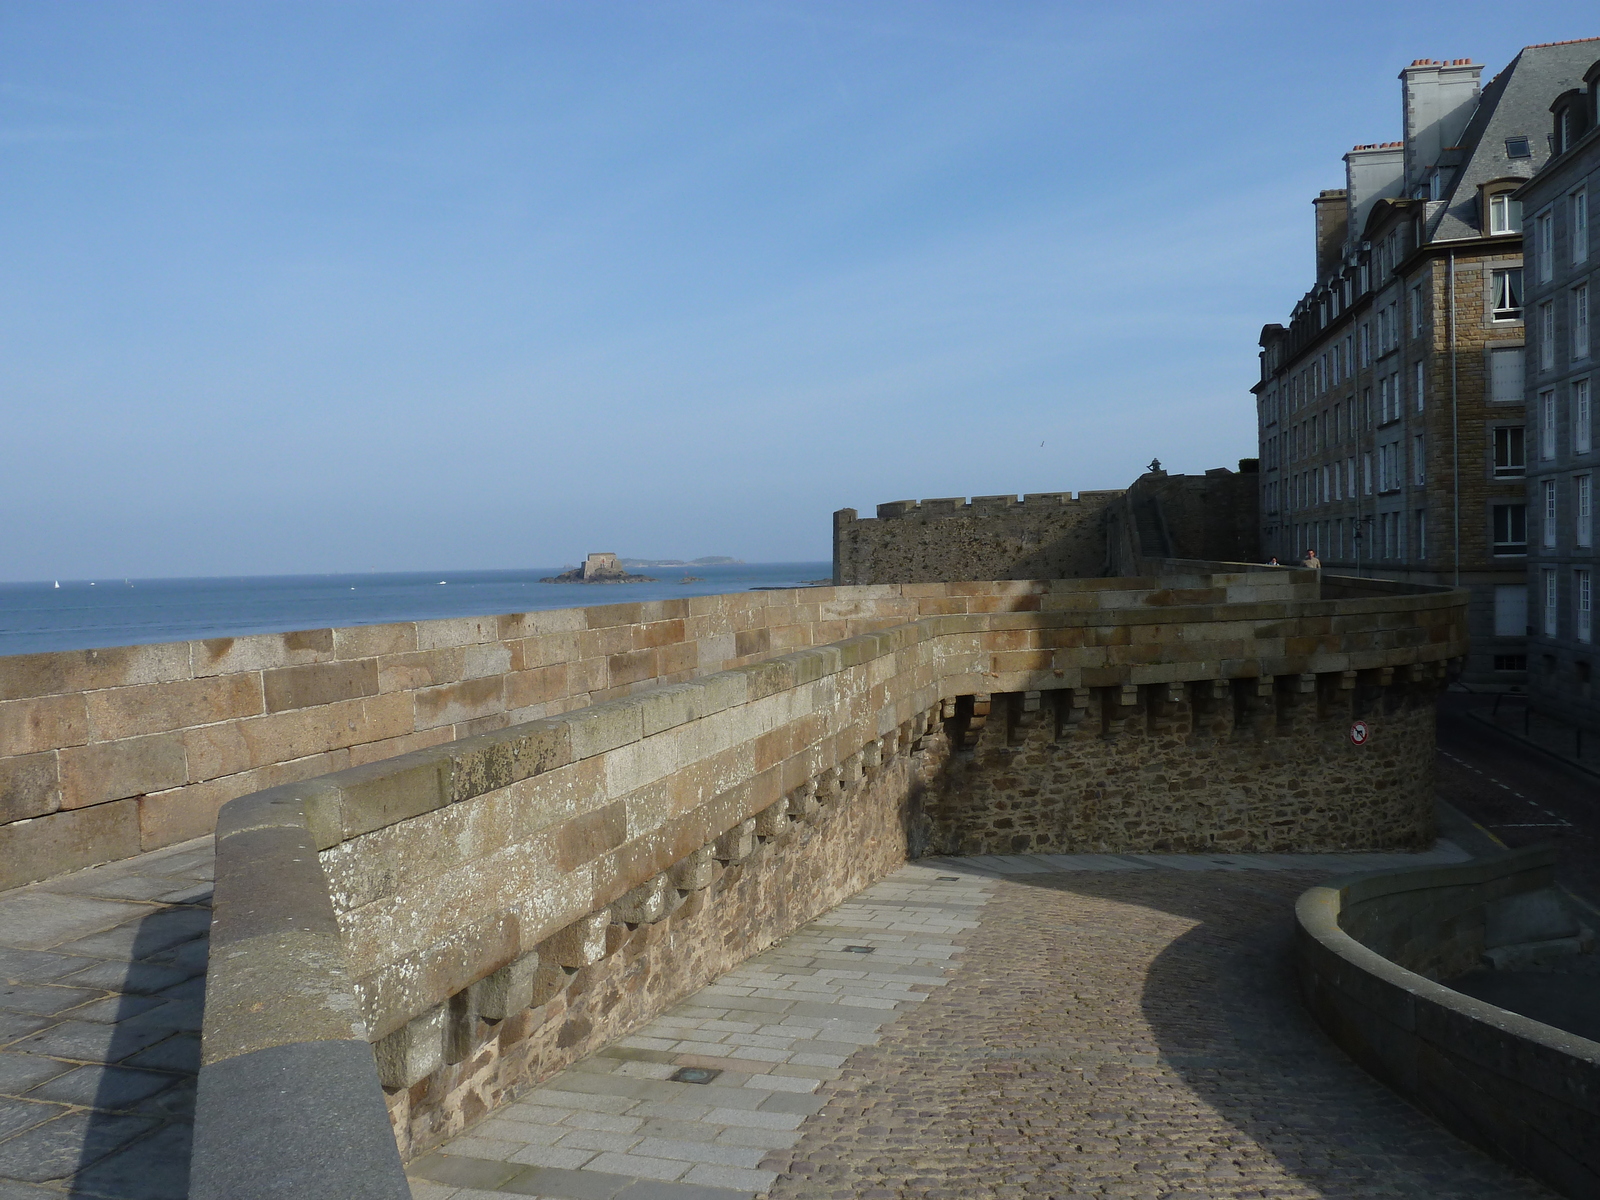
<box><xmin>1516</xmin><ymin>56</ymin><xmax>1600</xmax><ymax>729</ymax></box>
<box><xmin>1255</xmin><ymin>40</ymin><xmax>1600</xmax><ymax>687</ymax></box>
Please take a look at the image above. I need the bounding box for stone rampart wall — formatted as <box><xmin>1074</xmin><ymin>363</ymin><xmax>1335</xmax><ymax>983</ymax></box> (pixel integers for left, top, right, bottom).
<box><xmin>832</xmin><ymin>491</ymin><xmax>1122</xmax><ymax>585</ymax></box>
<box><xmin>191</xmin><ymin>571</ymin><xmax>1469</xmax><ymax>1198</ymax></box>
<box><xmin>923</xmin><ymin>669</ymin><xmax>1438</xmax><ymax>856</ymax></box>
<box><xmin>1296</xmin><ymin>846</ymin><xmax>1600</xmax><ymax>1198</ymax></box>
<box><xmin>0</xmin><ymin>590</ymin><xmax>947</xmax><ymax>888</ymax></box>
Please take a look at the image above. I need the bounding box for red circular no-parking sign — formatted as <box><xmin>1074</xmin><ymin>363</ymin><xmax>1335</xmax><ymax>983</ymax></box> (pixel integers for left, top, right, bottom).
<box><xmin>1349</xmin><ymin>720</ymin><xmax>1370</xmax><ymax>746</ymax></box>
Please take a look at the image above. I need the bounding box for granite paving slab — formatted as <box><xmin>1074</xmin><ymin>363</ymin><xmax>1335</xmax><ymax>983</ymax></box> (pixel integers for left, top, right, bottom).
<box><xmin>0</xmin><ymin>837</ymin><xmax>211</xmax><ymax>1200</ymax></box>
<box><xmin>413</xmin><ymin>841</ymin><xmax>1561</xmax><ymax>1200</ymax></box>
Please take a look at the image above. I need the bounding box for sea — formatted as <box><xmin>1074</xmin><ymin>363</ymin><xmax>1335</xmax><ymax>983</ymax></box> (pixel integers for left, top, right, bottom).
<box><xmin>0</xmin><ymin>563</ymin><xmax>833</xmax><ymax>658</ymax></box>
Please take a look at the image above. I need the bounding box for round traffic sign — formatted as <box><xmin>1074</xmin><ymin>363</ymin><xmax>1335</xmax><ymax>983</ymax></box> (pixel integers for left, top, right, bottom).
<box><xmin>1349</xmin><ymin>720</ymin><xmax>1370</xmax><ymax>746</ymax></box>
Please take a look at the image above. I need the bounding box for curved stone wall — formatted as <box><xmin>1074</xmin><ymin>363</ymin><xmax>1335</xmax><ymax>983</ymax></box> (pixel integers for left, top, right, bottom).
<box><xmin>1295</xmin><ymin>846</ymin><xmax>1600</xmax><ymax>1197</ymax></box>
<box><xmin>192</xmin><ymin>572</ymin><xmax>1468</xmax><ymax>1199</ymax></box>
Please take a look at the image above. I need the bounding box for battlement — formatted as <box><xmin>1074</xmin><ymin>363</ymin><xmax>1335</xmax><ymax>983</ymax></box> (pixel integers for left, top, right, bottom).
<box><xmin>833</xmin><ymin>489</ymin><xmax>1125</xmax><ymax>585</ymax></box>
<box><xmin>834</xmin><ymin>490</ymin><xmax>1123</xmax><ymax>524</ymax></box>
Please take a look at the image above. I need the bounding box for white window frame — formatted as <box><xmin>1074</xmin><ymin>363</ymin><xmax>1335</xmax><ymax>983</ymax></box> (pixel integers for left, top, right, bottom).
<box><xmin>1414</xmin><ymin>434</ymin><xmax>1426</xmax><ymax>486</ymax></box>
<box><xmin>1493</xmin><ymin>269</ymin><xmax>1524</xmax><ymax>322</ymax></box>
<box><xmin>1578</xmin><ymin>379</ymin><xmax>1593</xmax><ymax>455</ymax></box>
<box><xmin>1579</xmin><ymin>569</ymin><xmax>1593</xmax><ymax>644</ymax></box>
<box><xmin>1544</xmin><ymin>568</ymin><xmax>1559</xmax><ymax>636</ymax></box>
<box><xmin>1575</xmin><ymin>284</ymin><xmax>1591</xmax><ymax>361</ymax></box>
<box><xmin>1544</xmin><ymin>478</ymin><xmax>1559</xmax><ymax>547</ymax></box>
<box><xmin>1537</xmin><ymin>210</ymin><xmax>1555</xmax><ymax>282</ymax></box>
<box><xmin>1540</xmin><ymin>301</ymin><xmax>1556</xmax><ymax>368</ymax></box>
<box><xmin>1542</xmin><ymin>390</ymin><xmax>1558</xmax><ymax>460</ymax></box>
<box><xmin>1575</xmin><ymin>188</ymin><xmax>1590</xmax><ymax>264</ymax></box>
<box><xmin>1579</xmin><ymin>474</ymin><xmax>1593</xmax><ymax>549</ymax></box>
<box><xmin>1490</xmin><ymin>194</ymin><xmax>1522</xmax><ymax>235</ymax></box>
<box><xmin>1414</xmin><ymin>360</ymin><xmax>1424</xmax><ymax>411</ymax></box>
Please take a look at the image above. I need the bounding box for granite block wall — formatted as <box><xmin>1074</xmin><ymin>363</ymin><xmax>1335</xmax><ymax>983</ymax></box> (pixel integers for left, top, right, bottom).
<box><xmin>920</xmin><ymin>671</ymin><xmax>1438</xmax><ymax>857</ymax></box>
<box><xmin>832</xmin><ymin>491</ymin><xmax>1122</xmax><ymax>585</ymax></box>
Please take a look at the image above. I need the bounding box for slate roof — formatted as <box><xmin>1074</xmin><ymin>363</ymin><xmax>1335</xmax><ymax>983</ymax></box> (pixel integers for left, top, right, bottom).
<box><xmin>1430</xmin><ymin>38</ymin><xmax>1600</xmax><ymax>242</ymax></box>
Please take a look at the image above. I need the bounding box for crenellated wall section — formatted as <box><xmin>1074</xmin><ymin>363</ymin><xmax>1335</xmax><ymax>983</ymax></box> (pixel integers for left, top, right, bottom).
<box><xmin>190</xmin><ymin>570</ymin><xmax>1470</xmax><ymax>1199</ymax></box>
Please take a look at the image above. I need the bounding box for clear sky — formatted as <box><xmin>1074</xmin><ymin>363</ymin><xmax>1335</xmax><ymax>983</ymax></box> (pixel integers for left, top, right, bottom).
<box><xmin>3</xmin><ymin>2</ymin><xmax>1596</xmax><ymax>580</ymax></box>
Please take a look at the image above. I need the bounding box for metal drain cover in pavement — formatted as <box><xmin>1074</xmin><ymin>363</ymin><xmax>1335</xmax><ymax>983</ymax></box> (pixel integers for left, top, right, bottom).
<box><xmin>670</xmin><ymin>1066</ymin><xmax>722</xmax><ymax>1084</ymax></box>
<box><xmin>843</xmin><ymin>945</ymin><xmax>874</xmax><ymax>953</ymax></box>
<box><xmin>937</xmin><ymin>876</ymin><xmax>959</xmax><ymax>881</ymax></box>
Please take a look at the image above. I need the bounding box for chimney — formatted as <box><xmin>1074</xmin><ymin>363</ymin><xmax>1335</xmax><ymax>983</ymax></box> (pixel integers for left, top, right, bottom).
<box><xmin>1401</xmin><ymin>58</ymin><xmax>1482</xmax><ymax>193</ymax></box>
<box><xmin>1344</xmin><ymin>143</ymin><xmax>1404</xmax><ymax>242</ymax></box>
<box><xmin>1313</xmin><ymin>189</ymin><xmax>1349</xmax><ymax>280</ymax></box>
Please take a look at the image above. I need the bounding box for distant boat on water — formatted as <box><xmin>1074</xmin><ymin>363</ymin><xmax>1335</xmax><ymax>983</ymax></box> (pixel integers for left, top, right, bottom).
<box><xmin>53</xmin><ymin>581</ymin><xmax>59</xmax><ymax>589</ymax></box>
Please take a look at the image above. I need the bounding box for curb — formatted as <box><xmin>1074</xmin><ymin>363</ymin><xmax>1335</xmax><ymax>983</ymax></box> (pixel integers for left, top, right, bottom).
<box><xmin>1462</xmin><ymin>710</ymin><xmax>1600</xmax><ymax>786</ymax></box>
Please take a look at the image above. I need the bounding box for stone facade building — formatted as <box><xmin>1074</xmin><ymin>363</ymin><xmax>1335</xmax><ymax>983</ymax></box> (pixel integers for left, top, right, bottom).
<box><xmin>1255</xmin><ymin>41</ymin><xmax>1600</xmax><ymax>687</ymax></box>
<box><xmin>1515</xmin><ymin>54</ymin><xmax>1600</xmax><ymax>732</ymax></box>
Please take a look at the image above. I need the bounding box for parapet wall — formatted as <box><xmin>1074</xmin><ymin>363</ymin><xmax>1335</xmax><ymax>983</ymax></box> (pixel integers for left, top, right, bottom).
<box><xmin>832</xmin><ymin>491</ymin><xmax>1122</xmax><ymax>585</ymax></box>
<box><xmin>192</xmin><ymin>571</ymin><xmax>1469</xmax><ymax>1198</ymax></box>
<box><xmin>1296</xmin><ymin>847</ymin><xmax>1600</xmax><ymax>1197</ymax></box>
<box><xmin>0</xmin><ymin>591</ymin><xmax>933</xmax><ymax>888</ymax></box>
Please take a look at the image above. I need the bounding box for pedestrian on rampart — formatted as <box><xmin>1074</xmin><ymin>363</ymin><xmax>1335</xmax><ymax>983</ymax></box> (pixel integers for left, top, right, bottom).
<box><xmin>1302</xmin><ymin>549</ymin><xmax>1321</xmax><ymax>570</ymax></box>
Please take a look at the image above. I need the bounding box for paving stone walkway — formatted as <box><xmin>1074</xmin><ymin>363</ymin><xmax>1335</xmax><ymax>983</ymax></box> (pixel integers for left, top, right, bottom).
<box><xmin>0</xmin><ymin>838</ymin><xmax>211</xmax><ymax>1200</ymax></box>
<box><xmin>413</xmin><ymin>841</ymin><xmax>1558</xmax><ymax>1200</ymax></box>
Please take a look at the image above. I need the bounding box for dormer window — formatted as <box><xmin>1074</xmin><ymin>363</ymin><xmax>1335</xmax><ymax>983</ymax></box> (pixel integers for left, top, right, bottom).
<box><xmin>1430</xmin><ymin>170</ymin><xmax>1452</xmax><ymax>200</ymax></box>
<box><xmin>1489</xmin><ymin>193</ymin><xmax>1522</xmax><ymax>234</ymax></box>
<box><xmin>1505</xmin><ymin>136</ymin><xmax>1531</xmax><ymax>158</ymax></box>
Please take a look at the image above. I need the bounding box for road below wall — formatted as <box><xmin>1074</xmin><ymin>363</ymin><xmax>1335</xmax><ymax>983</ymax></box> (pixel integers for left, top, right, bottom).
<box><xmin>1436</xmin><ymin>692</ymin><xmax>1600</xmax><ymax>912</ymax></box>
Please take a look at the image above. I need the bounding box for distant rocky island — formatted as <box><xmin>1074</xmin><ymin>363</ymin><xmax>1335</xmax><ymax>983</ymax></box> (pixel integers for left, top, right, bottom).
<box><xmin>541</xmin><ymin>553</ymin><xmax>656</xmax><ymax>584</ymax></box>
<box><xmin>619</xmin><ymin>556</ymin><xmax>741</xmax><ymax>568</ymax></box>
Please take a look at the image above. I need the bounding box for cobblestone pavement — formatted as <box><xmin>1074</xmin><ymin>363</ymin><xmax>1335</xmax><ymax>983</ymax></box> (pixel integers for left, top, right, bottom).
<box><xmin>413</xmin><ymin>840</ymin><xmax>1555</xmax><ymax>1200</ymax></box>
<box><xmin>0</xmin><ymin>838</ymin><xmax>211</xmax><ymax>1200</ymax></box>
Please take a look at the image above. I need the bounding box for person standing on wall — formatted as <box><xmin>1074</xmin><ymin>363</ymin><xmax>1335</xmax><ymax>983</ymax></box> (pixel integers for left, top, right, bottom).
<box><xmin>1302</xmin><ymin>548</ymin><xmax>1321</xmax><ymax>570</ymax></box>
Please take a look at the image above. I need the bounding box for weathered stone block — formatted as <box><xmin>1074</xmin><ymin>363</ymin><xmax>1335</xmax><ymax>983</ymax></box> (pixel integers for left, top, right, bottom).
<box><xmin>611</xmin><ymin>874</ymin><xmax>670</xmax><ymax>925</ymax></box>
<box><xmin>668</xmin><ymin>844</ymin><xmax>718</xmax><ymax>892</ymax></box>
<box><xmin>754</xmin><ymin>798</ymin><xmax>790</xmax><ymax>838</ymax></box>
<box><xmin>539</xmin><ymin>912</ymin><xmax>610</xmax><ymax>969</ymax></box>
<box><xmin>714</xmin><ymin>818</ymin><xmax>757</xmax><ymax>864</ymax></box>
<box><xmin>264</xmin><ymin>661</ymin><xmax>379</xmax><ymax>714</ymax></box>
<box><xmin>59</xmin><ymin>733</ymin><xmax>188</xmax><ymax>810</ymax></box>
<box><xmin>470</xmin><ymin>953</ymin><xmax>542</xmax><ymax>1020</ymax></box>
<box><xmin>375</xmin><ymin>1005</ymin><xmax>446</xmax><ymax>1088</ymax></box>
<box><xmin>0</xmin><ymin>751</ymin><xmax>60</xmax><ymax>823</ymax></box>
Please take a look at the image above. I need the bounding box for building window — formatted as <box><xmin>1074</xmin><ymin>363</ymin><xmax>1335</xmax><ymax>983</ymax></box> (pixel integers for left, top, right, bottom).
<box><xmin>1492</xmin><ymin>269</ymin><xmax>1524</xmax><ymax>321</ymax></box>
<box><xmin>1410</xmin><ymin>285</ymin><xmax>1423</xmax><ymax>337</ymax></box>
<box><xmin>1493</xmin><ymin>426</ymin><xmax>1525</xmax><ymax>477</ymax></box>
<box><xmin>1575</xmin><ymin>285</ymin><xmax>1591</xmax><ymax>360</ymax></box>
<box><xmin>1537</xmin><ymin>211</ymin><xmax>1555</xmax><ymax>282</ymax></box>
<box><xmin>1494</xmin><ymin>504</ymin><xmax>1528</xmax><ymax>555</ymax></box>
<box><xmin>1414</xmin><ymin>360</ymin><xmax>1425</xmax><ymax>411</ymax></box>
<box><xmin>1506</xmin><ymin>136</ymin><xmax>1532</xmax><ymax>159</ymax></box>
<box><xmin>1579</xmin><ymin>475</ymin><xmax>1593</xmax><ymax>549</ymax></box>
<box><xmin>1544</xmin><ymin>569</ymin><xmax>1559</xmax><ymax>636</ymax></box>
<box><xmin>1580</xmin><ymin>570</ymin><xmax>1594</xmax><ymax>645</ymax></box>
<box><xmin>1576</xmin><ymin>189</ymin><xmax>1590</xmax><ymax>264</ymax></box>
<box><xmin>1489</xmin><ymin>346</ymin><xmax>1524</xmax><ymax>403</ymax></box>
<box><xmin>1579</xmin><ymin>380</ymin><xmax>1594</xmax><ymax>454</ymax></box>
<box><xmin>1494</xmin><ymin>584</ymin><xmax>1528</xmax><ymax>636</ymax></box>
<box><xmin>1541</xmin><ymin>390</ymin><xmax>1557</xmax><ymax>460</ymax></box>
<box><xmin>1413</xmin><ymin>434</ymin><xmax>1425</xmax><ymax>486</ymax></box>
<box><xmin>1359</xmin><ymin>324</ymin><xmax>1371</xmax><ymax>367</ymax></box>
<box><xmin>1539</xmin><ymin>301</ymin><xmax>1556</xmax><ymax>367</ymax></box>
<box><xmin>1363</xmin><ymin>452</ymin><xmax>1373</xmax><ymax>495</ymax></box>
<box><xmin>1416</xmin><ymin>509</ymin><xmax>1427</xmax><ymax>560</ymax></box>
<box><xmin>1544</xmin><ymin>479</ymin><xmax>1559</xmax><ymax>547</ymax></box>
<box><xmin>1489</xmin><ymin>193</ymin><xmax>1522</xmax><ymax>234</ymax></box>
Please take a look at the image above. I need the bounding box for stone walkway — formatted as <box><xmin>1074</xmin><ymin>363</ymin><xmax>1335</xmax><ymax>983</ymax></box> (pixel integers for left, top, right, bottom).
<box><xmin>0</xmin><ymin>837</ymin><xmax>211</xmax><ymax>1200</ymax></box>
<box><xmin>412</xmin><ymin>842</ymin><xmax>1558</xmax><ymax>1200</ymax></box>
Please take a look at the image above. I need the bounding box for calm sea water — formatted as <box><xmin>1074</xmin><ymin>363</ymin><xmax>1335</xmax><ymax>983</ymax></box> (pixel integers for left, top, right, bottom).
<box><xmin>0</xmin><ymin>563</ymin><xmax>832</xmax><ymax>657</ymax></box>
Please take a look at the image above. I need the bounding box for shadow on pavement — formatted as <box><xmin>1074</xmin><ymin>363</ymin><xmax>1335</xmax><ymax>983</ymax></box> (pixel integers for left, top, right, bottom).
<box><xmin>68</xmin><ymin>905</ymin><xmax>208</xmax><ymax>1200</ymax></box>
<box><xmin>1008</xmin><ymin>870</ymin><xmax>1556</xmax><ymax>1199</ymax></box>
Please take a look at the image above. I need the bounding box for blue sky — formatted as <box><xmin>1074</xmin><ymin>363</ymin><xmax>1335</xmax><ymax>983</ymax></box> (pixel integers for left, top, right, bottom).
<box><xmin>3</xmin><ymin>2</ymin><xmax>1596</xmax><ymax>580</ymax></box>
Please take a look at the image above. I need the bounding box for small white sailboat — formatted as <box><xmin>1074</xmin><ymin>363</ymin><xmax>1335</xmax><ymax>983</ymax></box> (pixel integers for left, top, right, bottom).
<box><xmin>53</xmin><ymin>580</ymin><xmax>59</xmax><ymax>589</ymax></box>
